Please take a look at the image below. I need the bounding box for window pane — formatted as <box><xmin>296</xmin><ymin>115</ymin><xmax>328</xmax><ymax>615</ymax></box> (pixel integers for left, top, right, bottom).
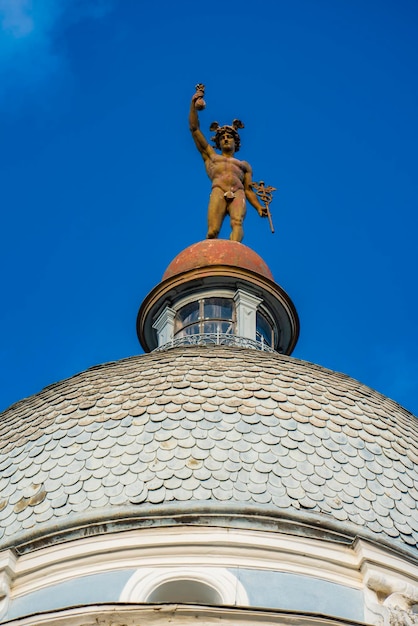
<box><xmin>203</xmin><ymin>298</ymin><xmax>233</xmax><ymax>320</ymax></box>
<box><xmin>177</xmin><ymin>323</ymin><xmax>201</xmax><ymax>337</ymax></box>
<box><xmin>179</xmin><ymin>302</ymin><xmax>200</xmax><ymax>324</ymax></box>
<box><xmin>175</xmin><ymin>298</ymin><xmax>235</xmax><ymax>338</ymax></box>
<box><xmin>202</xmin><ymin>320</ymin><xmax>234</xmax><ymax>334</ymax></box>
<box><xmin>256</xmin><ymin>311</ymin><xmax>273</xmax><ymax>346</ymax></box>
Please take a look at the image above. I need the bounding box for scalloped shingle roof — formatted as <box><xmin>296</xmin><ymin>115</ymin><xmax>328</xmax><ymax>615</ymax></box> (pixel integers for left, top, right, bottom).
<box><xmin>0</xmin><ymin>346</ymin><xmax>417</xmax><ymax>552</ymax></box>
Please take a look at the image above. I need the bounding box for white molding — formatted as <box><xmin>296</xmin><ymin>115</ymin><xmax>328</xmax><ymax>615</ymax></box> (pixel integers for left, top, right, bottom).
<box><xmin>119</xmin><ymin>566</ymin><xmax>249</xmax><ymax>606</ymax></box>
<box><xmin>0</xmin><ymin>603</ymin><xmax>355</xmax><ymax>626</ymax></box>
<box><xmin>355</xmin><ymin>540</ymin><xmax>418</xmax><ymax>589</ymax></box>
<box><xmin>0</xmin><ymin>549</ymin><xmax>17</xmax><ymax>619</ymax></box>
<box><xmin>9</xmin><ymin>525</ymin><xmax>418</xmax><ymax>625</ymax></box>
<box><xmin>13</xmin><ymin>526</ymin><xmax>361</xmax><ymax>598</ymax></box>
<box><xmin>355</xmin><ymin>540</ymin><xmax>418</xmax><ymax>625</ymax></box>
<box><xmin>6</xmin><ymin>527</ymin><xmax>418</xmax><ymax>626</ymax></box>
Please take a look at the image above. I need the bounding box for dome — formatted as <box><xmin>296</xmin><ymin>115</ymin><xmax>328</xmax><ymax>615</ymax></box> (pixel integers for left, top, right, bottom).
<box><xmin>1</xmin><ymin>345</ymin><xmax>417</xmax><ymax>556</ymax></box>
<box><xmin>162</xmin><ymin>240</ymin><xmax>274</xmax><ymax>281</ymax></box>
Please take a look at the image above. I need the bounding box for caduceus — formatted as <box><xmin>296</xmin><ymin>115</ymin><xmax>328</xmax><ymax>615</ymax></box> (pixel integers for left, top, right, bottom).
<box><xmin>250</xmin><ymin>181</ymin><xmax>276</xmax><ymax>234</ymax></box>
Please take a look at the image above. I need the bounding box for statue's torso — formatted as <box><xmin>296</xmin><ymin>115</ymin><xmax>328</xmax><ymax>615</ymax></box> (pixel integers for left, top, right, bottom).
<box><xmin>205</xmin><ymin>153</ymin><xmax>247</xmax><ymax>193</ymax></box>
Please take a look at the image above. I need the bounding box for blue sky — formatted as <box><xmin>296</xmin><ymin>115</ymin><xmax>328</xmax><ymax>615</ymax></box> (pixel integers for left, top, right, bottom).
<box><xmin>1</xmin><ymin>0</ymin><xmax>417</xmax><ymax>416</ymax></box>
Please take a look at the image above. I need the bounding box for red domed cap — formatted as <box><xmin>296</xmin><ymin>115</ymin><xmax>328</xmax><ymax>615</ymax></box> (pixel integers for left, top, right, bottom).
<box><xmin>163</xmin><ymin>240</ymin><xmax>274</xmax><ymax>281</ymax></box>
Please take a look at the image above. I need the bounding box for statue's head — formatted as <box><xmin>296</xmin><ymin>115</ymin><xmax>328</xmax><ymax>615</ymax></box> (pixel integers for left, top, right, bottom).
<box><xmin>210</xmin><ymin>119</ymin><xmax>244</xmax><ymax>152</ymax></box>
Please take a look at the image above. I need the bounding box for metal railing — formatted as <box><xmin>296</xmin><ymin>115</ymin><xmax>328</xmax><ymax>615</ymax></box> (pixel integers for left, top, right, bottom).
<box><xmin>153</xmin><ymin>332</ymin><xmax>275</xmax><ymax>353</ymax></box>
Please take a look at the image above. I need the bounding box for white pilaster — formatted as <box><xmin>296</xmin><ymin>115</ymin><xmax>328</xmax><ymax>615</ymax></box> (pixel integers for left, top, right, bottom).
<box><xmin>152</xmin><ymin>307</ymin><xmax>176</xmax><ymax>346</ymax></box>
<box><xmin>234</xmin><ymin>289</ymin><xmax>262</xmax><ymax>341</ymax></box>
<box><xmin>0</xmin><ymin>549</ymin><xmax>17</xmax><ymax>619</ymax></box>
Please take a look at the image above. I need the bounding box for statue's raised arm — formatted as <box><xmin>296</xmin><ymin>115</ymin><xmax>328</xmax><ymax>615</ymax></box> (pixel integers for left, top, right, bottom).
<box><xmin>189</xmin><ymin>84</ymin><xmax>213</xmax><ymax>160</ymax></box>
<box><xmin>189</xmin><ymin>84</ymin><xmax>272</xmax><ymax>242</ymax></box>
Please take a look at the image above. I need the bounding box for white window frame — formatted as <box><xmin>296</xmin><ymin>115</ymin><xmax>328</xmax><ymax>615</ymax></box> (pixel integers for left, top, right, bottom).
<box><xmin>119</xmin><ymin>566</ymin><xmax>249</xmax><ymax>606</ymax></box>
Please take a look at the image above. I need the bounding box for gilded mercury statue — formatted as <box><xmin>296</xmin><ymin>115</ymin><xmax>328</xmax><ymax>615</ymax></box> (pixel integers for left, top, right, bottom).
<box><xmin>189</xmin><ymin>84</ymin><xmax>268</xmax><ymax>242</ymax></box>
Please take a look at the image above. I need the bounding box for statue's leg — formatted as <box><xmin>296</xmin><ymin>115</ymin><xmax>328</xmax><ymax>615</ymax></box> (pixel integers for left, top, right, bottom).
<box><xmin>229</xmin><ymin>192</ymin><xmax>246</xmax><ymax>242</ymax></box>
<box><xmin>207</xmin><ymin>188</ymin><xmax>226</xmax><ymax>239</ymax></box>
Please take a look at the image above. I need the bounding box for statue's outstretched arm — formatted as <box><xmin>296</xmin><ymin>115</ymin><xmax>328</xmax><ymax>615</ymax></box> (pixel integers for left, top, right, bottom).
<box><xmin>244</xmin><ymin>166</ymin><xmax>268</xmax><ymax>217</ymax></box>
<box><xmin>189</xmin><ymin>92</ymin><xmax>212</xmax><ymax>159</ymax></box>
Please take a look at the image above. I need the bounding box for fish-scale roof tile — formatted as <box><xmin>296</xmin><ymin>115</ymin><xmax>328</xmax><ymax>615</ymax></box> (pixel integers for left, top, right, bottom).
<box><xmin>0</xmin><ymin>345</ymin><xmax>417</xmax><ymax>554</ymax></box>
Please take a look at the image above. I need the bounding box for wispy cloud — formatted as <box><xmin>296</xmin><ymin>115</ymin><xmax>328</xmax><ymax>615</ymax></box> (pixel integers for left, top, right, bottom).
<box><xmin>0</xmin><ymin>1</ymin><xmax>112</xmax><ymax>100</ymax></box>
<box><xmin>0</xmin><ymin>0</ymin><xmax>35</xmax><ymax>37</ymax></box>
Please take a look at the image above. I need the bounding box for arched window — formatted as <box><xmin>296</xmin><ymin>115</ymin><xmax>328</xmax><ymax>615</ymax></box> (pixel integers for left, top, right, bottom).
<box><xmin>174</xmin><ymin>298</ymin><xmax>235</xmax><ymax>338</ymax></box>
<box><xmin>120</xmin><ymin>567</ymin><xmax>249</xmax><ymax>606</ymax></box>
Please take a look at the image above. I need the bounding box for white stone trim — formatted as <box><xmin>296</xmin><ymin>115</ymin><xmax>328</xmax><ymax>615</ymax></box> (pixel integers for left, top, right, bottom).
<box><xmin>152</xmin><ymin>307</ymin><xmax>176</xmax><ymax>346</ymax></box>
<box><xmin>13</xmin><ymin>526</ymin><xmax>360</xmax><ymax>598</ymax></box>
<box><xmin>355</xmin><ymin>540</ymin><xmax>418</xmax><ymax>585</ymax></box>
<box><xmin>364</xmin><ymin>572</ymin><xmax>418</xmax><ymax>625</ymax></box>
<box><xmin>11</xmin><ymin>527</ymin><xmax>357</xmax><ymax>596</ymax></box>
<box><xmin>0</xmin><ymin>603</ymin><xmax>355</xmax><ymax>626</ymax></box>
<box><xmin>233</xmin><ymin>289</ymin><xmax>262</xmax><ymax>340</ymax></box>
<box><xmin>356</xmin><ymin>540</ymin><xmax>418</xmax><ymax>625</ymax></box>
<box><xmin>119</xmin><ymin>566</ymin><xmax>249</xmax><ymax>606</ymax></box>
<box><xmin>10</xmin><ymin>525</ymin><xmax>418</xmax><ymax>624</ymax></box>
<box><xmin>0</xmin><ymin>549</ymin><xmax>17</xmax><ymax>619</ymax></box>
